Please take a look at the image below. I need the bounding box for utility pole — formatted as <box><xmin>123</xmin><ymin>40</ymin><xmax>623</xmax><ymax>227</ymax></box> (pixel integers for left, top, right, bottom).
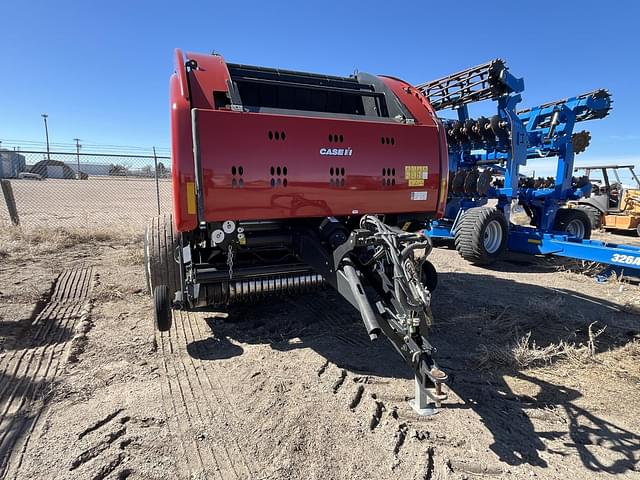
<box><xmin>41</xmin><ymin>114</ymin><xmax>51</xmax><ymax>160</ymax></box>
<box><xmin>73</xmin><ymin>138</ymin><xmax>82</xmax><ymax>179</ymax></box>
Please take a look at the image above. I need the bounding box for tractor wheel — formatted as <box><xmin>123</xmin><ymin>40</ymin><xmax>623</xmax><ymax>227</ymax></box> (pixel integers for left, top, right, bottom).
<box><xmin>153</xmin><ymin>285</ymin><xmax>172</xmax><ymax>332</ymax></box>
<box><xmin>144</xmin><ymin>214</ymin><xmax>180</xmax><ymax>297</ymax></box>
<box><xmin>574</xmin><ymin>205</ymin><xmax>602</xmax><ymax>229</ymax></box>
<box><xmin>554</xmin><ymin>209</ymin><xmax>591</xmax><ymax>239</ymax></box>
<box><xmin>454</xmin><ymin>207</ymin><xmax>509</xmax><ymax>265</ymax></box>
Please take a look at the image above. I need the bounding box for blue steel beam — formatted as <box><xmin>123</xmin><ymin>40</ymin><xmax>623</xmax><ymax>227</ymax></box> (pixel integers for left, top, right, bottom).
<box><xmin>508</xmin><ymin>227</ymin><xmax>640</xmax><ymax>274</ymax></box>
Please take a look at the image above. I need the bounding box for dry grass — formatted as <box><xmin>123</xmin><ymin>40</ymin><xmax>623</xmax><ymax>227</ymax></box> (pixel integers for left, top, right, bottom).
<box><xmin>94</xmin><ymin>282</ymin><xmax>127</xmax><ymax>302</ymax></box>
<box><xmin>116</xmin><ymin>244</ymin><xmax>145</xmax><ymax>266</ymax></box>
<box><xmin>525</xmin><ymin>295</ymin><xmax>565</xmax><ymax>322</ymax></box>
<box><xmin>5</xmin><ymin>284</ymin><xmax>47</xmax><ymax>305</ymax></box>
<box><xmin>0</xmin><ymin>222</ymin><xmax>142</xmax><ymax>257</ymax></box>
<box><xmin>475</xmin><ymin>332</ymin><xmax>564</xmax><ymax>370</ymax></box>
<box><xmin>474</xmin><ymin>321</ymin><xmax>607</xmax><ymax>370</ymax></box>
<box><xmin>473</xmin><ymin>294</ymin><xmax>606</xmax><ymax>371</ymax></box>
<box><xmin>612</xmin><ymin>339</ymin><xmax>640</xmax><ymax>361</ymax></box>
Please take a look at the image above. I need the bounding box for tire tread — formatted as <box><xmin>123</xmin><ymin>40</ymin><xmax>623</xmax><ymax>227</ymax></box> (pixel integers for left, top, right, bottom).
<box><xmin>573</xmin><ymin>205</ymin><xmax>602</xmax><ymax>229</ymax></box>
<box><xmin>554</xmin><ymin>208</ymin><xmax>592</xmax><ymax>239</ymax></box>
<box><xmin>144</xmin><ymin>214</ymin><xmax>180</xmax><ymax>296</ymax></box>
<box><xmin>454</xmin><ymin>207</ymin><xmax>508</xmax><ymax>265</ymax></box>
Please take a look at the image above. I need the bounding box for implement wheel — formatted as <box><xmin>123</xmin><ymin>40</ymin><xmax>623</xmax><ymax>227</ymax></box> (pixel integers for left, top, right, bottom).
<box><xmin>454</xmin><ymin>207</ymin><xmax>508</xmax><ymax>265</ymax></box>
<box><xmin>153</xmin><ymin>285</ymin><xmax>172</xmax><ymax>332</ymax></box>
<box><xmin>144</xmin><ymin>214</ymin><xmax>180</xmax><ymax>296</ymax></box>
<box><xmin>554</xmin><ymin>209</ymin><xmax>591</xmax><ymax>239</ymax></box>
<box><xmin>574</xmin><ymin>205</ymin><xmax>602</xmax><ymax>230</ymax></box>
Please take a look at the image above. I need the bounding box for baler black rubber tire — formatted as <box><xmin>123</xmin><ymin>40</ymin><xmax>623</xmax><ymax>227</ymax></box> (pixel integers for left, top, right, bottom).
<box><xmin>454</xmin><ymin>207</ymin><xmax>508</xmax><ymax>265</ymax></box>
<box><xmin>145</xmin><ymin>214</ymin><xmax>180</xmax><ymax>297</ymax></box>
<box><xmin>573</xmin><ymin>205</ymin><xmax>602</xmax><ymax>229</ymax></box>
<box><xmin>153</xmin><ymin>285</ymin><xmax>172</xmax><ymax>332</ymax></box>
<box><xmin>421</xmin><ymin>260</ymin><xmax>438</xmax><ymax>292</ymax></box>
<box><xmin>554</xmin><ymin>208</ymin><xmax>592</xmax><ymax>239</ymax></box>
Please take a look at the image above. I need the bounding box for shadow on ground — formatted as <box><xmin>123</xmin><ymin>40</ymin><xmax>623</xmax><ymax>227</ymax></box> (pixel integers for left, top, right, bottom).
<box><xmin>186</xmin><ymin>272</ymin><xmax>640</xmax><ymax>475</ymax></box>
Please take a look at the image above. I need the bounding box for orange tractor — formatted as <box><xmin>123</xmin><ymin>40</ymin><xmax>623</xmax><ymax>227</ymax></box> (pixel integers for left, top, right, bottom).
<box><xmin>571</xmin><ymin>164</ymin><xmax>640</xmax><ymax>236</ymax></box>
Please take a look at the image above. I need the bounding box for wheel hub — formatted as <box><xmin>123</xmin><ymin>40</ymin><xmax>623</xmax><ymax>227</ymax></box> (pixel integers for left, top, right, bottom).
<box><xmin>565</xmin><ymin>218</ymin><xmax>586</xmax><ymax>239</ymax></box>
<box><xmin>483</xmin><ymin>220</ymin><xmax>503</xmax><ymax>254</ymax></box>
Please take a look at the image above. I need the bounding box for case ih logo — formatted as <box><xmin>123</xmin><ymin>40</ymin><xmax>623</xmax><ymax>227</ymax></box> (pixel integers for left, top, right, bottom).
<box><xmin>319</xmin><ymin>147</ymin><xmax>353</xmax><ymax>156</ymax></box>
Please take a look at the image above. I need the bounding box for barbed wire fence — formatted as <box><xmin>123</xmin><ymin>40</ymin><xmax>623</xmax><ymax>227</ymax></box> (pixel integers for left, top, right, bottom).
<box><xmin>0</xmin><ymin>149</ymin><xmax>172</xmax><ymax>230</ymax></box>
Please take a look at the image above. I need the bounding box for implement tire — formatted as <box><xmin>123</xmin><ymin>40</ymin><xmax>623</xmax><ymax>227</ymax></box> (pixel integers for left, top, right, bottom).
<box><xmin>153</xmin><ymin>285</ymin><xmax>172</xmax><ymax>332</ymax></box>
<box><xmin>574</xmin><ymin>205</ymin><xmax>602</xmax><ymax>230</ymax></box>
<box><xmin>454</xmin><ymin>207</ymin><xmax>508</xmax><ymax>265</ymax></box>
<box><xmin>554</xmin><ymin>208</ymin><xmax>592</xmax><ymax>240</ymax></box>
<box><xmin>144</xmin><ymin>214</ymin><xmax>180</xmax><ymax>297</ymax></box>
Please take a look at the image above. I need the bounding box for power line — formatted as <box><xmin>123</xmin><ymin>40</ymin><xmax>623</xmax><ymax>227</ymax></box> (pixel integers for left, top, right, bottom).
<box><xmin>0</xmin><ymin>137</ymin><xmax>169</xmax><ymax>148</ymax></box>
<box><xmin>0</xmin><ymin>138</ymin><xmax>170</xmax><ymax>155</ymax></box>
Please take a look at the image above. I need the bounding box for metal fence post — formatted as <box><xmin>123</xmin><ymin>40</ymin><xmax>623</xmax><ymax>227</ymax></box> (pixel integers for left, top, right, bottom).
<box><xmin>1</xmin><ymin>179</ymin><xmax>20</xmax><ymax>225</ymax></box>
<box><xmin>153</xmin><ymin>147</ymin><xmax>161</xmax><ymax>215</ymax></box>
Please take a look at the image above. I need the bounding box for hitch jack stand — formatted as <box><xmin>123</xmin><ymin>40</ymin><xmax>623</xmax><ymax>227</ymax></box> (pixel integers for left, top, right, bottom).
<box><xmin>409</xmin><ymin>374</ymin><xmax>439</xmax><ymax>416</ymax></box>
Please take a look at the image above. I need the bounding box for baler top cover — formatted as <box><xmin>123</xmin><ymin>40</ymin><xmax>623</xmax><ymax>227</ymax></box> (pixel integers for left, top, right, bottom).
<box><xmin>170</xmin><ymin>50</ymin><xmax>448</xmax><ymax>231</ymax></box>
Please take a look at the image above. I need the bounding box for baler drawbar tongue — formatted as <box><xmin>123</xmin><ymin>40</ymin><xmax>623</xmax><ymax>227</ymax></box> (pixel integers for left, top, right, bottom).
<box><xmin>291</xmin><ymin>215</ymin><xmax>448</xmax><ymax>414</ymax></box>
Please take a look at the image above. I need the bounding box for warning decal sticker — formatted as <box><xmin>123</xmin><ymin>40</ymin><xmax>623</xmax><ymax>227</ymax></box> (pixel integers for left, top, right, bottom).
<box><xmin>410</xmin><ymin>191</ymin><xmax>428</xmax><ymax>201</ymax></box>
<box><xmin>405</xmin><ymin>166</ymin><xmax>429</xmax><ymax>186</ymax></box>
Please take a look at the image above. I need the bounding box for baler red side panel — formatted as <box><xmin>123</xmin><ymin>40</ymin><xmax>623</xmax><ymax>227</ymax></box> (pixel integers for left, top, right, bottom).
<box><xmin>170</xmin><ymin>49</ymin><xmax>197</xmax><ymax>231</ymax></box>
<box><xmin>379</xmin><ymin>76</ymin><xmax>449</xmax><ymax>218</ymax></box>
<box><xmin>185</xmin><ymin>52</ymin><xmax>232</xmax><ymax>110</ymax></box>
<box><xmin>194</xmin><ymin>110</ymin><xmax>442</xmax><ymax>222</ymax></box>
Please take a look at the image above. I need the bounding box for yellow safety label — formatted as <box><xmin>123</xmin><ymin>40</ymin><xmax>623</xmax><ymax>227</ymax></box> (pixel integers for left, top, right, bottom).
<box><xmin>405</xmin><ymin>166</ymin><xmax>429</xmax><ymax>186</ymax></box>
<box><xmin>527</xmin><ymin>238</ymin><xmax>541</xmax><ymax>244</ymax></box>
<box><xmin>186</xmin><ymin>182</ymin><xmax>196</xmax><ymax>215</ymax></box>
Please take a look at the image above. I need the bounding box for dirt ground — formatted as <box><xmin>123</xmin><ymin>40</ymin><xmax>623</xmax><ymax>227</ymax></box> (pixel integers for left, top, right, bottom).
<box><xmin>0</xmin><ymin>225</ymin><xmax>639</xmax><ymax>479</ymax></box>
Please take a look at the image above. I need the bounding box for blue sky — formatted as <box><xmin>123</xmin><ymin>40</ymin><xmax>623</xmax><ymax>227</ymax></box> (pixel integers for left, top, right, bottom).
<box><xmin>1</xmin><ymin>0</ymin><xmax>639</xmax><ymax>175</ymax></box>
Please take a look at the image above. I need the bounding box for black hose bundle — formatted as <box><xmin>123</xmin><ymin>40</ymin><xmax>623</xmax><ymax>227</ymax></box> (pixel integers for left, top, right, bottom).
<box><xmin>359</xmin><ymin>215</ymin><xmax>433</xmax><ymax>316</ymax></box>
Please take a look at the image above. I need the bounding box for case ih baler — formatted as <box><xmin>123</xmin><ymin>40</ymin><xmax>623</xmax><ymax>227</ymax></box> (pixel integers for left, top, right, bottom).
<box><xmin>146</xmin><ymin>50</ymin><xmax>450</xmax><ymax>413</ymax></box>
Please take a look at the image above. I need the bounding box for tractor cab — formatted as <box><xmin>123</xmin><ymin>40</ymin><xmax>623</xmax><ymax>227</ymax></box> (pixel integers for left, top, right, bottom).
<box><xmin>573</xmin><ymin>164</ymin><xmax>640</xmax><ymax>235</ymax></box>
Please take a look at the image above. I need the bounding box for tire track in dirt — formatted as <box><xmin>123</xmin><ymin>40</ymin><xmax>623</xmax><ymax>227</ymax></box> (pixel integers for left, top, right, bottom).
<box><xmin>0</xmin><ymin>268</ymin><xmax>82</xmax><ymax>395</ymax></box>
<box><xmin>332</xmin><ymin>369</ymin><xmax>347</xmax><ymax>393</ymax></box>
<box><xmin>165</xmin><ymin>314</ymin><xmax>227</xmax><ymax>477</ymax></box>
<box><xmin>349</xmin><ymin>384</ymin><xmax>365</xmax><ymax>409</ymax></box>
<box><xmin>158</xmin><ymin>327</ymin><xmax>205</xmax><ymax>477</ymax></box>
<box><xmin>183</xmin><ymin>311</ymin><xmax>253</xmax><ymax>477</ymax></box>
<box><xmin>188</xmin><ymin>314</ymin><xmax>248</xmax><ymax>426</ymax></box>
<box><xmin>158</xmin><ymin>309</ymin><xmax>252</xmax><ymax>479</ymax></box>
<box><xmin>11</xmin><ymin>268</ymin><xmax>96</xmax><ymax>469</ymax></box>
<box><xmin>0</xmin><ymin>266</ymin><xmax>94</xmax><ymax>479</ymax></box>
<box><xmin>157</xmin><ymin>309</ymin><xmax>254</xmax><ymax>479</ymax></box>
